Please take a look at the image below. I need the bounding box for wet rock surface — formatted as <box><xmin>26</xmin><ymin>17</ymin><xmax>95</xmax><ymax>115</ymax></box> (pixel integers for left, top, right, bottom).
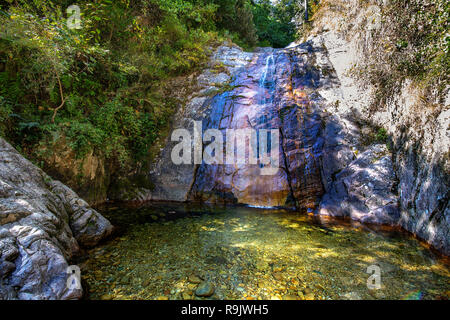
<box><xmin>0</xmin><ymin>138</ymin><xmax>113</xmax><ymax>299</ymax></box>
<box><xmin>81</xmin><ymin>203</ymin><xmax>450</xmax><ymax>300</ymax></box>
<box><xmin>149</xmin><ymin>41</ymin><xmax>349</xmax><ymax>211</ymax></box>
<box><xmin>148</xmin><ymin>42</ymin><xmax>254</xmax><ymax>203</ymax></box>
<box><xmin>195</xmin><ymin>282</ymin><xmax>215</xmax><ymax>297</ymax></box>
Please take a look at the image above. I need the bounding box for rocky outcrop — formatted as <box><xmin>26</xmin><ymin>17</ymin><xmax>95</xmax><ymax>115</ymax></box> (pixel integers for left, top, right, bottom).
<box><xmin>0</xmin><ymin>138</ymin><xmax>113</xmax><ymax>299</ymax></box>
<box><xmin>147</xmin><ymin>41</ymin><xmax>357</xmax><ymax>210</ymax></box>
<box><xmin>305</xmin><ymin>0</ymin><xmax>449</xmax><ymax>255</ymax></box>
<box><xmin>148</xmin><ymin>43</ymin><xmax>329</xmax><ymax>208</ymax></box>
<box><xmin>320</xmin><ymin>144</ymin><xmax>400</xmax><ymax>225</ymax></box>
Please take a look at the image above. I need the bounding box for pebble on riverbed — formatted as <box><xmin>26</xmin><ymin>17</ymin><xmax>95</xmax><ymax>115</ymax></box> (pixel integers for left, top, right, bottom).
<box><xmin>188</xmin><ymin>274</ymin><xmax>203</xmax><ymax>284</ymax></box>
<box><xmin>195</xmin><ymin>282</ymin><xmax>215</xmax><ymax>297</ymax></box>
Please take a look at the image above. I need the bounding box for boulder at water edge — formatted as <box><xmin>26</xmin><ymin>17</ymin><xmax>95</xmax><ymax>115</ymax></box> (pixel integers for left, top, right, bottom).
<box><xmin>0</xmin><ymin>138</ymin><xmax>113</xmax><ymax>299</ymax></box>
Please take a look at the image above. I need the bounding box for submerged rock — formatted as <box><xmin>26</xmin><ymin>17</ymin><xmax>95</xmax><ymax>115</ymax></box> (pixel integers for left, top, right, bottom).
<box><xmin>182</xmin><ymin>292</ymin><xmax>192</xmax><ymax>300</ymax></box>
<box><xmin>195</xmin><ymin>282</ymin><xmax>215</xmax><ymax>297</ymax></box>
<box><xmin>272</xmin><ymin>272</ymin><xmax>284</xmax><ymax>281</ymax></box>
<box><xmin>0</xmin><ymin>138</ymin><xmax>113</xmax><ymax>299</ymax></box>
<box><xmin>188</xmin><ymin>274</ymin><xmax>203</xmax><ymax>284</ymax></box>
<box><xmin>342</xmin><ymin>292</ymin><xmax>362</xmax><ymax>300</ymax></box>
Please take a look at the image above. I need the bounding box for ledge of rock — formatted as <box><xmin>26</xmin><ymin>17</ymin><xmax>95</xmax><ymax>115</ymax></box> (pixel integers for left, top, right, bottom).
<box><xmin>0</xmin><ymin>138</ymin><xmax>113</xmax><ymax>300</ymax></box>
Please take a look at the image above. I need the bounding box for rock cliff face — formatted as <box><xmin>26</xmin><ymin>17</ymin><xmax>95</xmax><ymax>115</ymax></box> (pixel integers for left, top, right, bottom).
<box><xmin>0</xmin><ymin>138</ymin><xmax>113</xmax><ymax>299</ymax></box>
<box><xmin>39</xmin><ymin>138</ymin><xmax>110</xmax><ymax>206</ymax></box>
<box><xmin>147</xmin><ymin>41</ymin><xmax>396</xmax><ymax>213</ymax></box>
<box><xmin>320</xmin><ymin>144</ymin><xmax>400</xmax><ymax>225</ymax></box>
<box><xmin>149</xmin><ymin>43</ymin><xmax>326</xmax><ymax>208</ymax></box>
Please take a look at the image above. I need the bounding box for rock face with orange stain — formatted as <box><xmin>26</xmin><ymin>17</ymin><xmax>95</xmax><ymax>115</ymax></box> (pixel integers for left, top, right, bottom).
<box><xmin>149</xmin><ymin>41</ymin><xmax>398</xmax><ymax>214</ymax></box>
<box><xmin>147</xmin><ymin>43</ymin><xmax>343</xmax><ymax>211</ymax></box>
<box><xmin>188</xmin><ymin>48</ymin><xmax>293</xmax><ymax>208</ymax></box>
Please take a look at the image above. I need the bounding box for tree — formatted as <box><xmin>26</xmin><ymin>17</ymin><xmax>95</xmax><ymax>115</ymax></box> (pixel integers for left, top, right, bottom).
<box><xmin>252</xmin><ymin>0</ymin><xmax>296</xmax><ymax>48</ymax></box>
<box><xmin>213</xmin><ymin>0</ymin><xmax>258</xmax><ymax>46</ymax></box>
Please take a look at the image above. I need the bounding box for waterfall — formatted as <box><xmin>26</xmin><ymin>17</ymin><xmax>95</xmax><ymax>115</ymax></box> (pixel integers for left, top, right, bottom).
<box><xmin>259</xmin><ymin>52</ymin><xmax>275</xmax><ymax>106</ymax></box>
<box><xmin>256</xmin><ymin>52</ymin><xmax>276</xmax><ymax>168</ymax></box>
<box><xmin>260</xmin><ymin>53</ymin><xmax>274</xmax><ymax>87</ymax></box>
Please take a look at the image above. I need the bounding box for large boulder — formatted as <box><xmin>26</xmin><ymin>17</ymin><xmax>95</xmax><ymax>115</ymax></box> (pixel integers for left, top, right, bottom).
<box><xmin>0</xmin><ymin>138</ymin><xmax>113</xmax><ymax>299</ymax></box>
<box><xmin>320</xmin><ymin>144</ymin><xmax>400</xmax><ymax>225</ymax></box>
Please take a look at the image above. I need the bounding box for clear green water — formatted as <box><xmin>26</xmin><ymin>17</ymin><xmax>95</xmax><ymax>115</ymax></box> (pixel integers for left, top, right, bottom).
<box><xmin>79</xmin><ymin>202</ymin><xmax>450</xmax><ymax>300</ymax></box>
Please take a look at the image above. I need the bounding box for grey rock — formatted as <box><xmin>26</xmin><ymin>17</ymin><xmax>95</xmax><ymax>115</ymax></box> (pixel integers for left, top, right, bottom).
<box><xmin>310</xmin><ymin>9</ymin><xmax>449</xmax><ymax>255</ymax></box>
<box><xmin>0</xmin><ymin>138</ymin><xmax>113</xmax><ymax>299</ymax></box>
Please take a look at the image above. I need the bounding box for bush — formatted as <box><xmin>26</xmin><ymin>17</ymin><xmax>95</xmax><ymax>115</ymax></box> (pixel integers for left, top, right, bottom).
<box><xmin>360</xmin><ymin>0</ymin><xmax>449</xmax><ymax>103</ymax></box>
<box><xmin>252</xmin><ymin>0</ymin><xmax>297</xmax><ymax>48</ymax></box>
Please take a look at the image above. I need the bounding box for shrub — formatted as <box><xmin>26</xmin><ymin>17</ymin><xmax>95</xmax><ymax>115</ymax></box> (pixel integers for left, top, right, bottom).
<box><xmin>360</xmin><ymin>0</ymin><xmax>449</xmax><ymax>103</ymax></box>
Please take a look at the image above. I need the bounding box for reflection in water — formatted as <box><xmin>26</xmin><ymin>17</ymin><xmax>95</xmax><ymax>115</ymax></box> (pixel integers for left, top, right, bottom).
<box><xmin>79</xmin><ymin>202</ymin><xmax>450</xmax><ymax>300</ymax></box>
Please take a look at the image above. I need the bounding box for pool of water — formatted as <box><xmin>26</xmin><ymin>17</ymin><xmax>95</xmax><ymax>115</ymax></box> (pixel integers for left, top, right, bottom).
<box><xmin>78</xmin><ymin>202</ymin><xmax>450</xmax><ymax>300</ymax></box>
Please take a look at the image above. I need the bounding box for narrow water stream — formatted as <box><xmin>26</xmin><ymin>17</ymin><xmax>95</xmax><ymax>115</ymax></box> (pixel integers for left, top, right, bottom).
<box><xmin>79</xmin><ymin>203</ymin><xmax>450</xmax><ymax>300</ymax></box>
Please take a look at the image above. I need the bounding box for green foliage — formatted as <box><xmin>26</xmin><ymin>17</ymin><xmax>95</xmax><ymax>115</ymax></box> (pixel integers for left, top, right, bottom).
<box><xmin>212</xmin><ymin>0</ymin><xmax>257</xmax><ymax>47</ymax></box>
<box><xmin>292</xmin><ymin>0</ymin><xmax>321</xmax><ymax>37</ymax></box>
<box><xmin>361</xmin><ymin>0</ymin><xmax>449</xmax><ymax>102</ymax></box>
<box><xmin>0</xmin><ymin>96</ymin><xmax>13</xmax><ymax>135</ymax></box>
<box><xmin>388</xmin><ymin>0</ymin><xmax>449</xmax><ymax>85</ymax></box>
<box><xmin>252</xmin><ymin>0</ymin><xmax>297</xmax><ymax>48</ymax></box>
<box><xmin>0</xmin><ymin>0</ymin><xmax>225</xmax><ymax>169</ymax></box>
<box><xmin>360</xmin><ymin>126</ymin><xmax>391</xmax><ymax>150</ymax></box>
<box><xmin>375</xmin><ymin>128</ymin><xmax>388</xmax><ymax>144</ymax></box>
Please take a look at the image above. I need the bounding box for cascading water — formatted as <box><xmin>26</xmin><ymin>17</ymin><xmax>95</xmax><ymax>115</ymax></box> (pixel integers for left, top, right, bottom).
<box><xmin>259</xmin><ymin>52</ymin><xmax>275</xmax><ymax>105</ymax></box>
<box><xmin>188</xmin><ymin>44</ymin><xmax>326</xmax><ymax>209</ymax></box>
<box><xmin>188</xmin><ymin>50</ymin><xmax>292</xmax><ymax>207</ymax></box>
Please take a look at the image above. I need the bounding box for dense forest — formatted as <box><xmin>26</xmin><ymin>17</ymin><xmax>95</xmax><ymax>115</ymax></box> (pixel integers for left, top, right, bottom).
<box><xmin>0</xmin><ymin>0</ymin><xmax>310</xmax><ymax>171</ymax></box>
